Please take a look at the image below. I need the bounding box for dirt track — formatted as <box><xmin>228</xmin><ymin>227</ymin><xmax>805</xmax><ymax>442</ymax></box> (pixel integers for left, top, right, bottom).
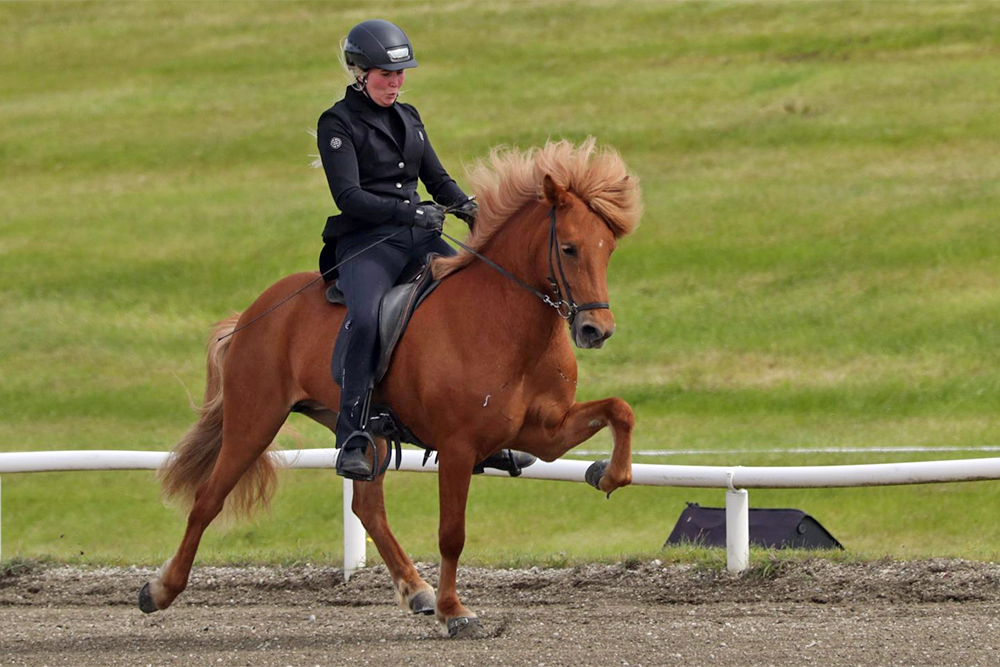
<box><xmin>2</xmin><ymin>559</ymin><xmax>999</xmax><ymax>666</ymax></box>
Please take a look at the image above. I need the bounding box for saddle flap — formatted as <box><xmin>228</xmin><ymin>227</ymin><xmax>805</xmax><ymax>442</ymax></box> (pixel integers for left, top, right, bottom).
<box><xmin>374</xmin><ymin>256</ymin><xmax>441</xmax><ymax>383</ymax></box>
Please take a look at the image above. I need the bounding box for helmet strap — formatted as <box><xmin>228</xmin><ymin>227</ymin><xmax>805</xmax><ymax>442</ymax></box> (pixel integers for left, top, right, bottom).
<box><xmin>351</xmin><ymin>73</ymin><xmax>368</xmax><ymax>93</ymax></box>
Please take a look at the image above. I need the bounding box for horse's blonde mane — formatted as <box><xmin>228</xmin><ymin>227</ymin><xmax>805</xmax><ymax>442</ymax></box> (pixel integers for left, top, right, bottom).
<box><xmin>432</xmin><ymin>137</ymin><xmax>643</xmax><ymax>279</ymax></box>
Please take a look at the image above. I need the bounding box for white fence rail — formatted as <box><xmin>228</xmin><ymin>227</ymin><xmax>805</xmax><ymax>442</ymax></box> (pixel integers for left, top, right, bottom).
<box><xmin>3</xmin><ymin>449</ymin><xmax>1000</xmax><ymax>575</ymax></box>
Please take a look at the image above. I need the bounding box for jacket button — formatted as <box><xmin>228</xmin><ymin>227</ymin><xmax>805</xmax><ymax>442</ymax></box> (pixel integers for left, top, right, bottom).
<box><xmin>395</xmin><ymin>182</ymin><xmax>402</xmax><ymax>188</ymax></box>
<box><xmin>398</xmin><ymin>162</ymin><xmax>405</xmax><ymax>169</ymax></box>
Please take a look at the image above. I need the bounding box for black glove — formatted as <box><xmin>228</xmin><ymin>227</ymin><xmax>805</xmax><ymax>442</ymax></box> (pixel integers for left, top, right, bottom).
<box><xmin>411</xmin><ymin>203</ymin><xmax>446</xmax><ymax>231</ymax></box>
<box><xmin>452</xmin><ymin>199</ymin><xmax>479</xmax><ymax>227</ymax></box>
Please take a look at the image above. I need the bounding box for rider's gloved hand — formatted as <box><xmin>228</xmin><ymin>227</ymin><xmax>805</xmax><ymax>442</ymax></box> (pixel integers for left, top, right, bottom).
<box><xmin>452</xmin><ymin>199</ymin><xmax>479</xmax><ymax>228</ymax></box>
<box><xmin>411</xmin><ymin>203</ymin><xmax>446</xmax><ymax>232</ymax></box>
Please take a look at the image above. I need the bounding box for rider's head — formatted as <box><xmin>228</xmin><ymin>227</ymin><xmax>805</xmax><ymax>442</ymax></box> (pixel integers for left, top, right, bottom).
<box><xmin>341</xmin><ymin>19</ymin><xmax>417</xmax><ymax>100</ymax></box>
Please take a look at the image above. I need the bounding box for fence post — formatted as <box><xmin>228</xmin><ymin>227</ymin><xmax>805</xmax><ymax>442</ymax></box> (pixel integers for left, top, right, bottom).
<box><xmin>726</xmin><ymin>469</ymin><xmax>749</xmax><ymax>574</ymax></box>
<box><xmin>342</xmin><ymin>477</ymin><xmax>366</xmax><ymax>581</ymax></box>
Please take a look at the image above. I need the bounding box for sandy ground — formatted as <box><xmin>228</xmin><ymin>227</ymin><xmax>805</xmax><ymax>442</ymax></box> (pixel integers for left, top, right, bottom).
<box><xmin>2</xmin><ymin>559</ymin><xmax>999</xmax><ymax>667</ymax></box>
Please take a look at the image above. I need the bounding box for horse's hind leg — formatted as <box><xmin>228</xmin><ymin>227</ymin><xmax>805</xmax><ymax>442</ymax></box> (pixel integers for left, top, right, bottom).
<box><xmin>140</xmin><ymin>403</ymin><xmax>288</xmax><ymax>613</ymax></box>
<box><xmin>350</xmin><ymin>437</ymin><xmax>435</xmax><ymax>615</ymax></box>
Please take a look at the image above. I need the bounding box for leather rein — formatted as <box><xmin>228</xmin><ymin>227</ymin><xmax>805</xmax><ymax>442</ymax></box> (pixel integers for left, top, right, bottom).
<box><xmin>440</xmin><ymin>206</ymin><xmax>609</xmax><ymax>323</ymax></box>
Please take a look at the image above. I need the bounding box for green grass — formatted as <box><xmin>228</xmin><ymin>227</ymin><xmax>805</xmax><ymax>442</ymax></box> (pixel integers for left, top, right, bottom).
<box><xmin>2</xmin><ymin>1</ymin><xmax>1000</xmax><ymax>567</ymax></box>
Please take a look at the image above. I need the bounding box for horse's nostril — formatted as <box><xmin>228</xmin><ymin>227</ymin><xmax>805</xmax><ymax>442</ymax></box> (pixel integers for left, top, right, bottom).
<box><xmin>581</xmin><ymin>324</ymin><xmax>601</xmax><ymax>342</ymax></box>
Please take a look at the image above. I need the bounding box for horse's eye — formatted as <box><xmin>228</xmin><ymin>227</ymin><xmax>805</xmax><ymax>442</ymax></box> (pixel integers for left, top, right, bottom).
<box><xmin>561</xmin><ymin>244</ymin><xmax>578</xmax><ymax>257</ymax></box>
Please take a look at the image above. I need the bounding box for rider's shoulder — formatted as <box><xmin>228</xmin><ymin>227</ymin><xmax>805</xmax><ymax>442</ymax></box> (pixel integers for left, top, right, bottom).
<box><xmin>318</xmin><ymin>99</ymin><xmax>352</xmax><ymax>127</ymax></box>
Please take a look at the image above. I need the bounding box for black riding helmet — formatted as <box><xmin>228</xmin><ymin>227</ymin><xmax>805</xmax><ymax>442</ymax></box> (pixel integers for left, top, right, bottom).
<box><xmin>344</xmin><ymin>19</ymin><xmax>418</xmax><ymax>72</ymax></box>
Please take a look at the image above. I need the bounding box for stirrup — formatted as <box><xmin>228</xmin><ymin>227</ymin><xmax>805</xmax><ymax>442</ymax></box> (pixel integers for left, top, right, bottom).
<box><xmin>336</xmin><ymin>431</ymin><xmax>380</xmax><ymax>482</ymax></box>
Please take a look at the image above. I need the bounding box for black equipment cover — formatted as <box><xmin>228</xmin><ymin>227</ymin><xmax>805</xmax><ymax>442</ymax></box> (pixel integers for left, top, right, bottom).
<box><xmin>665</xmin><ymin>503</ymin><xmax>843</xmax><ymax>550</ymax></box>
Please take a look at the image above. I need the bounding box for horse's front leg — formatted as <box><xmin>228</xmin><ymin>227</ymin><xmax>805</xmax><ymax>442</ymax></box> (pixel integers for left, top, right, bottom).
<box><xmin>519</xmin><ymin>397</ymin><xmax>634</xmax><ymax>496</ymax></box>
<box><xmin>435</xmin><ymin>446</ymin><xmax>485</xmax><ymax>639</ymax></box>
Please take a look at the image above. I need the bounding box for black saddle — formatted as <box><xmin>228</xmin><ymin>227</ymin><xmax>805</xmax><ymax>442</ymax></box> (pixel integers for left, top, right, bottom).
<box><xmin>327</xmin><ymin>254</ymin><xmax>441</xmax><ymax>387</ymax></box>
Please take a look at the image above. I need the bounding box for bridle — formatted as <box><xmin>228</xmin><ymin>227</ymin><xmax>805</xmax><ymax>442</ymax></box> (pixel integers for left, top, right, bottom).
<box><xmin>440</xmin><ymin>205</ymin><xmax>610</xmax><ymax>323</ymax></box>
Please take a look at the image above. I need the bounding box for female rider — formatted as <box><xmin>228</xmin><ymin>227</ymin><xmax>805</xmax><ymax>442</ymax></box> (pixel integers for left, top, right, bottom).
<box><xmin>316</xmin><ymin>20</ymin><xmax>478</xmax><ymax>480</ymax></box>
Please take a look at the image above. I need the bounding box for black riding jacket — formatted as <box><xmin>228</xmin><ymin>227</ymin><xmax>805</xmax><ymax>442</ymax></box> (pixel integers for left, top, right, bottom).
<box><xmin>317</xmin><ymin>86</ymin><xmax>467</xmax><ymax>241</ymax></box>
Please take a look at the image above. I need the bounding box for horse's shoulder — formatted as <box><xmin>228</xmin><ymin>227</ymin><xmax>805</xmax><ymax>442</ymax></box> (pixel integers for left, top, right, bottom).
<box><xmin>522</xmin><ymin>344</ymin><xmax>578</xmax><ymax>404</ymax></box>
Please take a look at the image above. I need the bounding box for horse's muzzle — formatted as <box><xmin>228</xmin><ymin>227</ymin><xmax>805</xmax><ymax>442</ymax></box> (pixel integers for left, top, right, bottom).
<box><xmin>573</xmin><ymin>315</ymin><xmax>615</xmax><ymax>349</ymax></box>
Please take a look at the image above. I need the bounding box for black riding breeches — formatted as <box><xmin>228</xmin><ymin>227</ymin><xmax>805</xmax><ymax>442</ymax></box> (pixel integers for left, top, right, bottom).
<box><xmin>327</xmin><ymin>224</ymin><xmax>455</xmax><ymax>437</ymax></box>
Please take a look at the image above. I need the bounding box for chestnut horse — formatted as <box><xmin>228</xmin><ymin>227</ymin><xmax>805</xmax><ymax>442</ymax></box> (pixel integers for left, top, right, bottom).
<box><xmin>140</xmin><ymin>138</ymin><xmax>642</xmax><ymax>638</ymax></box>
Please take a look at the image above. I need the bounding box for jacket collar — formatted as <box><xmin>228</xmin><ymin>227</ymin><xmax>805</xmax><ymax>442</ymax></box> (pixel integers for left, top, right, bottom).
<box><xmin>344</xmin><ymin>85</ymin><xmax>383</xmax><ymax>114</ymax></box>
<box><xmin>344</xmin><ymin>86</ymin><xmax>407</xmax><ymax>153</ymax></box>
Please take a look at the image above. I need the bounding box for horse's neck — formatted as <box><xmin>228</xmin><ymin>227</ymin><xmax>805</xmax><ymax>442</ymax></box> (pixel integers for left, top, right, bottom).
<box><xmin>438</xmin><ymin>206</ymin><xmax>566</xmax><ymax>360</ymax></box>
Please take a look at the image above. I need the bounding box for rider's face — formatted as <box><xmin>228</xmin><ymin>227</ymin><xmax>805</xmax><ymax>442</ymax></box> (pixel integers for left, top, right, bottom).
<box><xmin>365</xmin><ymin>68</ymin><xmax>405</xmax><ymax>107</ymax></box>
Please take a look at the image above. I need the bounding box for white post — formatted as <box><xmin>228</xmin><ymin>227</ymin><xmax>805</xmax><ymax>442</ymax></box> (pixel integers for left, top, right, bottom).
<box><xmin>342</xmin><ymin>478</ymin><xmax>366</xmax><ymax>581</ymax></box>
<box><xmin>726</xmin><ymin>480</ymin><xmax>750</xmax><ymax>574</ymax></box>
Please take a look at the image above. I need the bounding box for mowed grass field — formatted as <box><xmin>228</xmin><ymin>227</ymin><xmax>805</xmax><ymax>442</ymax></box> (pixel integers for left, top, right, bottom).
<box><xmin>2</xmin><ymin>1</ymin><xmax>999</xmax><ymax>566</ymax></box>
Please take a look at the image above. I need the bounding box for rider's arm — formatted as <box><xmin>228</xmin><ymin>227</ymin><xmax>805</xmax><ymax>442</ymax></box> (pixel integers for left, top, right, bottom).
<box><xmin>317</xmin><ymin>113</ymin><xmax>419</xmax><ymax>225</ymax></box>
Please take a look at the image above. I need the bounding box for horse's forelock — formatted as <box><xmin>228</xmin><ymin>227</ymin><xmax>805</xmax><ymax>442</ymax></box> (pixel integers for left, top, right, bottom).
<box><xmin>432</xmin><ymin>138</ymin><xmax>642</xmax><ymax>280</ymax></box>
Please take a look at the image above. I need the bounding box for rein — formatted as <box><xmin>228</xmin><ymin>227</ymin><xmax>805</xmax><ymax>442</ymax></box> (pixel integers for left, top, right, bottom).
<box><xmin>439</xmin><ymin>206</ymin><xmax>609</xmax><ymax>322</ymax></box>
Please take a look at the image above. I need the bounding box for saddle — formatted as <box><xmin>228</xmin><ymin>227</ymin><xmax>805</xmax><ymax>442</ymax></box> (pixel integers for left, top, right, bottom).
<box><xmin>326</xmin><ymin>253</ymin><xmax>441</xmax><ymax>387</ymax></box>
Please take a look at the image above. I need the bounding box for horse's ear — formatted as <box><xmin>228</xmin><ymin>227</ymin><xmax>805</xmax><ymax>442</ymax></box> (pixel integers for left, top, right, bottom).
<box><xmin>542</xmin><ymin>174</ymin><xmax>570</xmax><ymax>208</ymax></box>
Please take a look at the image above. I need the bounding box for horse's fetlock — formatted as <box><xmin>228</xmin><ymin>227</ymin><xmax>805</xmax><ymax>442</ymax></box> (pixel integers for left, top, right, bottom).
<box><xmin>435</xmin><ymin>596</ymin><xmax>466</xmax><ymax>620</ymax></box>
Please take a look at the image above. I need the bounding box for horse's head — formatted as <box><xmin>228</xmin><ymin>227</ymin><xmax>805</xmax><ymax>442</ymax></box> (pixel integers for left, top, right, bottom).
<box><xmin>432</xmin><ymin>138</ymin><xmax>642</xmax><ymax>349</ymax></box>
<box><xmin>542</xmin><ymin>174</ymin><xmax>619</xmax><ymax>350</ymax></box>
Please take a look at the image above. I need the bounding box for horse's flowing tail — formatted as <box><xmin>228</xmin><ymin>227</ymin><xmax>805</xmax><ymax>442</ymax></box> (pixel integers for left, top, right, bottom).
<box><xmin>158</xmin><ymin>314</ymin><xmax>278</xmax><ymax>521</ymax></box>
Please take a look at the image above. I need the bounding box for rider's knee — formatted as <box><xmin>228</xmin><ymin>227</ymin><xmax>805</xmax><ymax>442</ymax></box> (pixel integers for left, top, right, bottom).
<box><xmin>349</xmin><ymin>313</ymin><xmax>378</xmax><ymax>340</ymax></box>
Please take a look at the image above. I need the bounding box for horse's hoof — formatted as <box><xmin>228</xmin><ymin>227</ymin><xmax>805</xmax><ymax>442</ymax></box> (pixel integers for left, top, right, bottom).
<box><xmin>138</xmin><ymin>582</ymin><xmax>159</xmax><ymax>614</ymax></box>
<box><xmin>410</xmin><ymin>590</ymin><xmax>435</xmax><ymax>616</ymax></box>
<box><xmin>585</xmin><ymin>459</ymin><xmax>609</xmax><ymax>491</ymax></box>
<box><xmin>447</xmin><ymin>616</ymin><xmax>485</xmax><ymax>639</ymax></box>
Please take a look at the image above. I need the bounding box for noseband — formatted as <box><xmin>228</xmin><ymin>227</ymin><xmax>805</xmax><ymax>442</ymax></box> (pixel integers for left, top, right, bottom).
<box><xmin>441</xmin><ymin>206</ymin><xmax>610</xmax><ymax>324</ymax></box>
